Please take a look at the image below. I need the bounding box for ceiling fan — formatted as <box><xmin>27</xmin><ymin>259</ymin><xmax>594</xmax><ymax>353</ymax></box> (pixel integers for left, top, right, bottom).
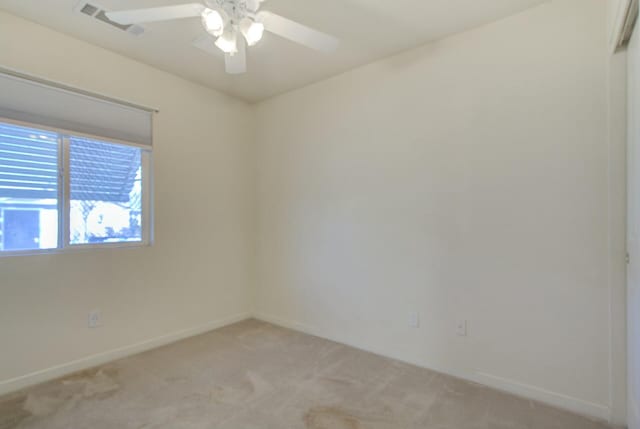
<box><xmin>106</xmin><ymin>0</ymin><xmax>340</xmax><ymax>75</ymax></box>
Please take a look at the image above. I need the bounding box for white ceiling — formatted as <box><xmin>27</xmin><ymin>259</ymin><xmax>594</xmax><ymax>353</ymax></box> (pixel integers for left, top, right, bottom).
<box><xmin>0</xmin><ymin>0</ymin><xmax>549</xmax><ymax>102</ymax></box>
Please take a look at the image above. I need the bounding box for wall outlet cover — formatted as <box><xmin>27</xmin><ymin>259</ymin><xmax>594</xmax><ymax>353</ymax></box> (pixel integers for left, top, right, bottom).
<box><xmin>88</xmin><ymin>309</ymin><xmax>102</xmax><ymax>328</ymax></box>
<box><xmin>409</xmin><ymin>312</ymin><xmax>420</xmax><ymax>328</ymax></box>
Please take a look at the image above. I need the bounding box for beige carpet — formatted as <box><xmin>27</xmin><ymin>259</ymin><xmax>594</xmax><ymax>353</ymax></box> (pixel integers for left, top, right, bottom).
<box><xmin>0</xmin><ymin>319</ymin><xmax>616</xmax><ymax>429</ymax></box>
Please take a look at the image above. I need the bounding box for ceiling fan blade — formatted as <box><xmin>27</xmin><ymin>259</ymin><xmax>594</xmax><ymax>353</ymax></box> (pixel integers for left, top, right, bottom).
<box><xmin>257</xmin><ymin>11</ymin><xmax>339</xmax><ymax>53</ymax></box>
<box><xmin>192</xmin><ymin>33</ymin><xmax>219</xmax><ymax>55</ymax></box>
<box><xmin>225</xmin><ymin>39</ymin><xmax>247</xmax><ymax>74</ymax></box>
<box><xmin>193</xmin><ymin>34</ymin><xmax>247</xmax><ymax>75</ymax></box>
<box><xmin>106</xmin><ymin>3</ymin><xmax>206</xmax><ymax>25</ymax></box>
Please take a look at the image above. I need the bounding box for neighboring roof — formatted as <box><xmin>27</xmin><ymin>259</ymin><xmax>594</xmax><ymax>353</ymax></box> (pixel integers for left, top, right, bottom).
<box><xmin>70</xmin><ymin>136</ymin><xmax>141</xmax><ymax>203</ymax></box>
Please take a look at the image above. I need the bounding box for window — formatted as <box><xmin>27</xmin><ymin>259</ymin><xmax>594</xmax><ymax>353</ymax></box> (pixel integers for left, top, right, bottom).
<box><xmin>0</xmin><ymin>70</ymin><xmax>154</xmax><ymax>255</ymax></box>
<box><xmin>0</xmin><ymin>120</ymin><xmax>152</xmax><ymax>254</ymax></box>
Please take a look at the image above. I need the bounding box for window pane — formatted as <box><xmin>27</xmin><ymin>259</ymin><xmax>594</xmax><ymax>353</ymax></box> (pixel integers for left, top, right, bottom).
<box><xmin>69</xmin><ymin>137</ymin><xmax>142</xmax><ymax>245</ymax></box>
<box><xmin>0</xmin><ymin>122</ymin><xmax>59</xmax><ymax>252</ymax></box>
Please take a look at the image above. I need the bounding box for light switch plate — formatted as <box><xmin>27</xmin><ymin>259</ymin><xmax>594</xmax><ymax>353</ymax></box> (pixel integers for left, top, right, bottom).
<box><xmin>456</xmin><ymin>319</ymin><xmax>467</xmax><ymax>336</ymax></box>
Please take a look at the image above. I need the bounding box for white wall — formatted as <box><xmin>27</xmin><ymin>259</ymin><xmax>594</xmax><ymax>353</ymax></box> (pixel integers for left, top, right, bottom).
<box><xmin>0</xmin><ymin>11</ymin><xmax>255</xmax><ymax>392</ymax></box>
<box><xmin>254</xmin><ymin>0</ymin><xmax>623</xmax><ymax>421</ymax></box>
<box><xmin>627</xmin><ymin>8</ymin><xmax>640</xmax><ymax>428</ymax></box>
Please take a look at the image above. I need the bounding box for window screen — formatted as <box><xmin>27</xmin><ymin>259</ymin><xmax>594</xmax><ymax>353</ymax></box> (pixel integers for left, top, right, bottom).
<box><xmin>69</xmin><ymin>137</ymin><xmax>143</xmax><ymax>245</ymax></box>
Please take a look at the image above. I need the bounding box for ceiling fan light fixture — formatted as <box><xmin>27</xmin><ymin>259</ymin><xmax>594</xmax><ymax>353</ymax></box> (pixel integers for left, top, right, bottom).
<box><xmin>215</xmin><ymin>27</ymin><xmax>238</xmax><ymax>54</ymax></box>
<box><xmin>106</xmin><ymin>0</ymin><xmax>340</xmax><ymax>75</ymax></box>
<box><xmin>202</xmin><ymin>8</ymin><xmax>224</xmax><ymax>36</ymax></box>
<box><xmin>240</xmin><ymin>18</ymin><xmax>264</xmax><ymax>46</ymax></box>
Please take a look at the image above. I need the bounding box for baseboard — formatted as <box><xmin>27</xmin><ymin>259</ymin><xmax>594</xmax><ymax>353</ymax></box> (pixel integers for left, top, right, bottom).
<box><xmin>255</xmin><ymin>313</ymin><xmax>317</xmax><ymax>336</ymax></box>
<box><xmin>0</xmin><ymin>312</ymin><xmax>251</xmax><ymax>396</ymax></box>
<box><xmin>473</xmin><ymin>372</ymin><xmax>610</xmax><ymax>422</ymax></box>
<box><xmin>254</xmin><ymin>312</ymin><xmax>611</xmax><ymax>423</ymax></box>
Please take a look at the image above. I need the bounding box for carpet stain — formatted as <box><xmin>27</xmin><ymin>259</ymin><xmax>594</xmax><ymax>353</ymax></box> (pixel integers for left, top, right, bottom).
<box><xmin>0</xmin><ymin>367</ymin><xmax>121</xmax><ymax>429</ymax></box>
<box><xmin>0</xmin><ymin>395</ymin><xmax>30</xmax><ymax>429</ymax></box>
<box><xmin>304</xmin><ymin>407</ymin><xmax>361</xmax><ymax>429</ymax></box>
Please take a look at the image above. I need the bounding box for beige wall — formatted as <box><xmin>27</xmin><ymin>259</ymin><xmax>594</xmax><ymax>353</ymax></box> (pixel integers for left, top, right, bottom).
<box><xmin>627</xmin><ymin>7</ymin><xmax>640</xmax><ymax>428</ymax></box>
<box><xmin>607</xmin><ymin>49</ymin><xmax>629</xmax><ymax>427</ymax></box>
<box><xmin>0</xmin><ymin>11</ymin><xmax>255</xmax><ymax>392</ymax></box>
<box><xmin>254</xmin><ymin>0</ymin><xmax>623</xmax><ymax>421</ymax></box>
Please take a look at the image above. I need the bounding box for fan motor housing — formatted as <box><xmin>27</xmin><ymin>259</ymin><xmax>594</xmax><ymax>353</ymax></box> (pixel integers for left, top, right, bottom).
<box><xmin>205</xmin><ymin>0</ymin><xmax>261</xmax><ymax>23</ymax></box>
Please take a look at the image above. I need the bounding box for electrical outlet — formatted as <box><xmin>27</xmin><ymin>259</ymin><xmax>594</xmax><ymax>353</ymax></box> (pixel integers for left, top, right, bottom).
<box><xmin>456</xmin><ymin>319</ymin><xmax>467</xmax><ymax>336</ymax></box>
<box><xmin>409</xmin><ymin>312</ymin><xmax>420</xmax><ymax>328</ymax></box>
<box><xmin>88</xmin><ymin>309</ymin><xmax>102</xmax><ymax>328</ymax></box>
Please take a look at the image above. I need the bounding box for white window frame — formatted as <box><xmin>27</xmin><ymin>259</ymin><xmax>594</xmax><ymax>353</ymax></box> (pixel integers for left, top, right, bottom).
<box><xmin>0</xmin><ymin>117</ymin><xmax>153</xmax><ymax>257</ymax></box>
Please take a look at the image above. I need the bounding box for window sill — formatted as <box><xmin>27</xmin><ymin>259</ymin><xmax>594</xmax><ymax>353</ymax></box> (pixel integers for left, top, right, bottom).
<box><xmin>0</xmin><ymin>241</ymin><xmax>151</xmax><ymax>259</ymax></box>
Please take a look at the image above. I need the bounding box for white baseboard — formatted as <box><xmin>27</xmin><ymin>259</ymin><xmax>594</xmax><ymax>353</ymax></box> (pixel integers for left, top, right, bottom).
<box><xmin>255</xmin><ymin>313</ymin><xmax>316</xmax><ymax>336</ymax></box>
<box><xmin>0</xmin><ymin>312</ymin><xmax>251</xmax><ymax>396</ymax></box>
<box><xmin>473</xmin><ymin>372</ymin><xmax>610</xmax><ymax>422</ymax></box>
<box><xmin>254</xmin><ymin>312</ymin><xmax>611</xmax><ymax>423</ymax></box>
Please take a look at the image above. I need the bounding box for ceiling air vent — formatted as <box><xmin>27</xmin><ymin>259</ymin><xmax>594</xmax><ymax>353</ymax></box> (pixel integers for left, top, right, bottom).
<box><xmin>74</xmin><ymin>1</ymin><xmax>145</xmax><ymax>36</ymax></box>
<box><xmin>80</xmin><ymin>3</ymin><xmax>98</xmax><ymax>16</ymax></box>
